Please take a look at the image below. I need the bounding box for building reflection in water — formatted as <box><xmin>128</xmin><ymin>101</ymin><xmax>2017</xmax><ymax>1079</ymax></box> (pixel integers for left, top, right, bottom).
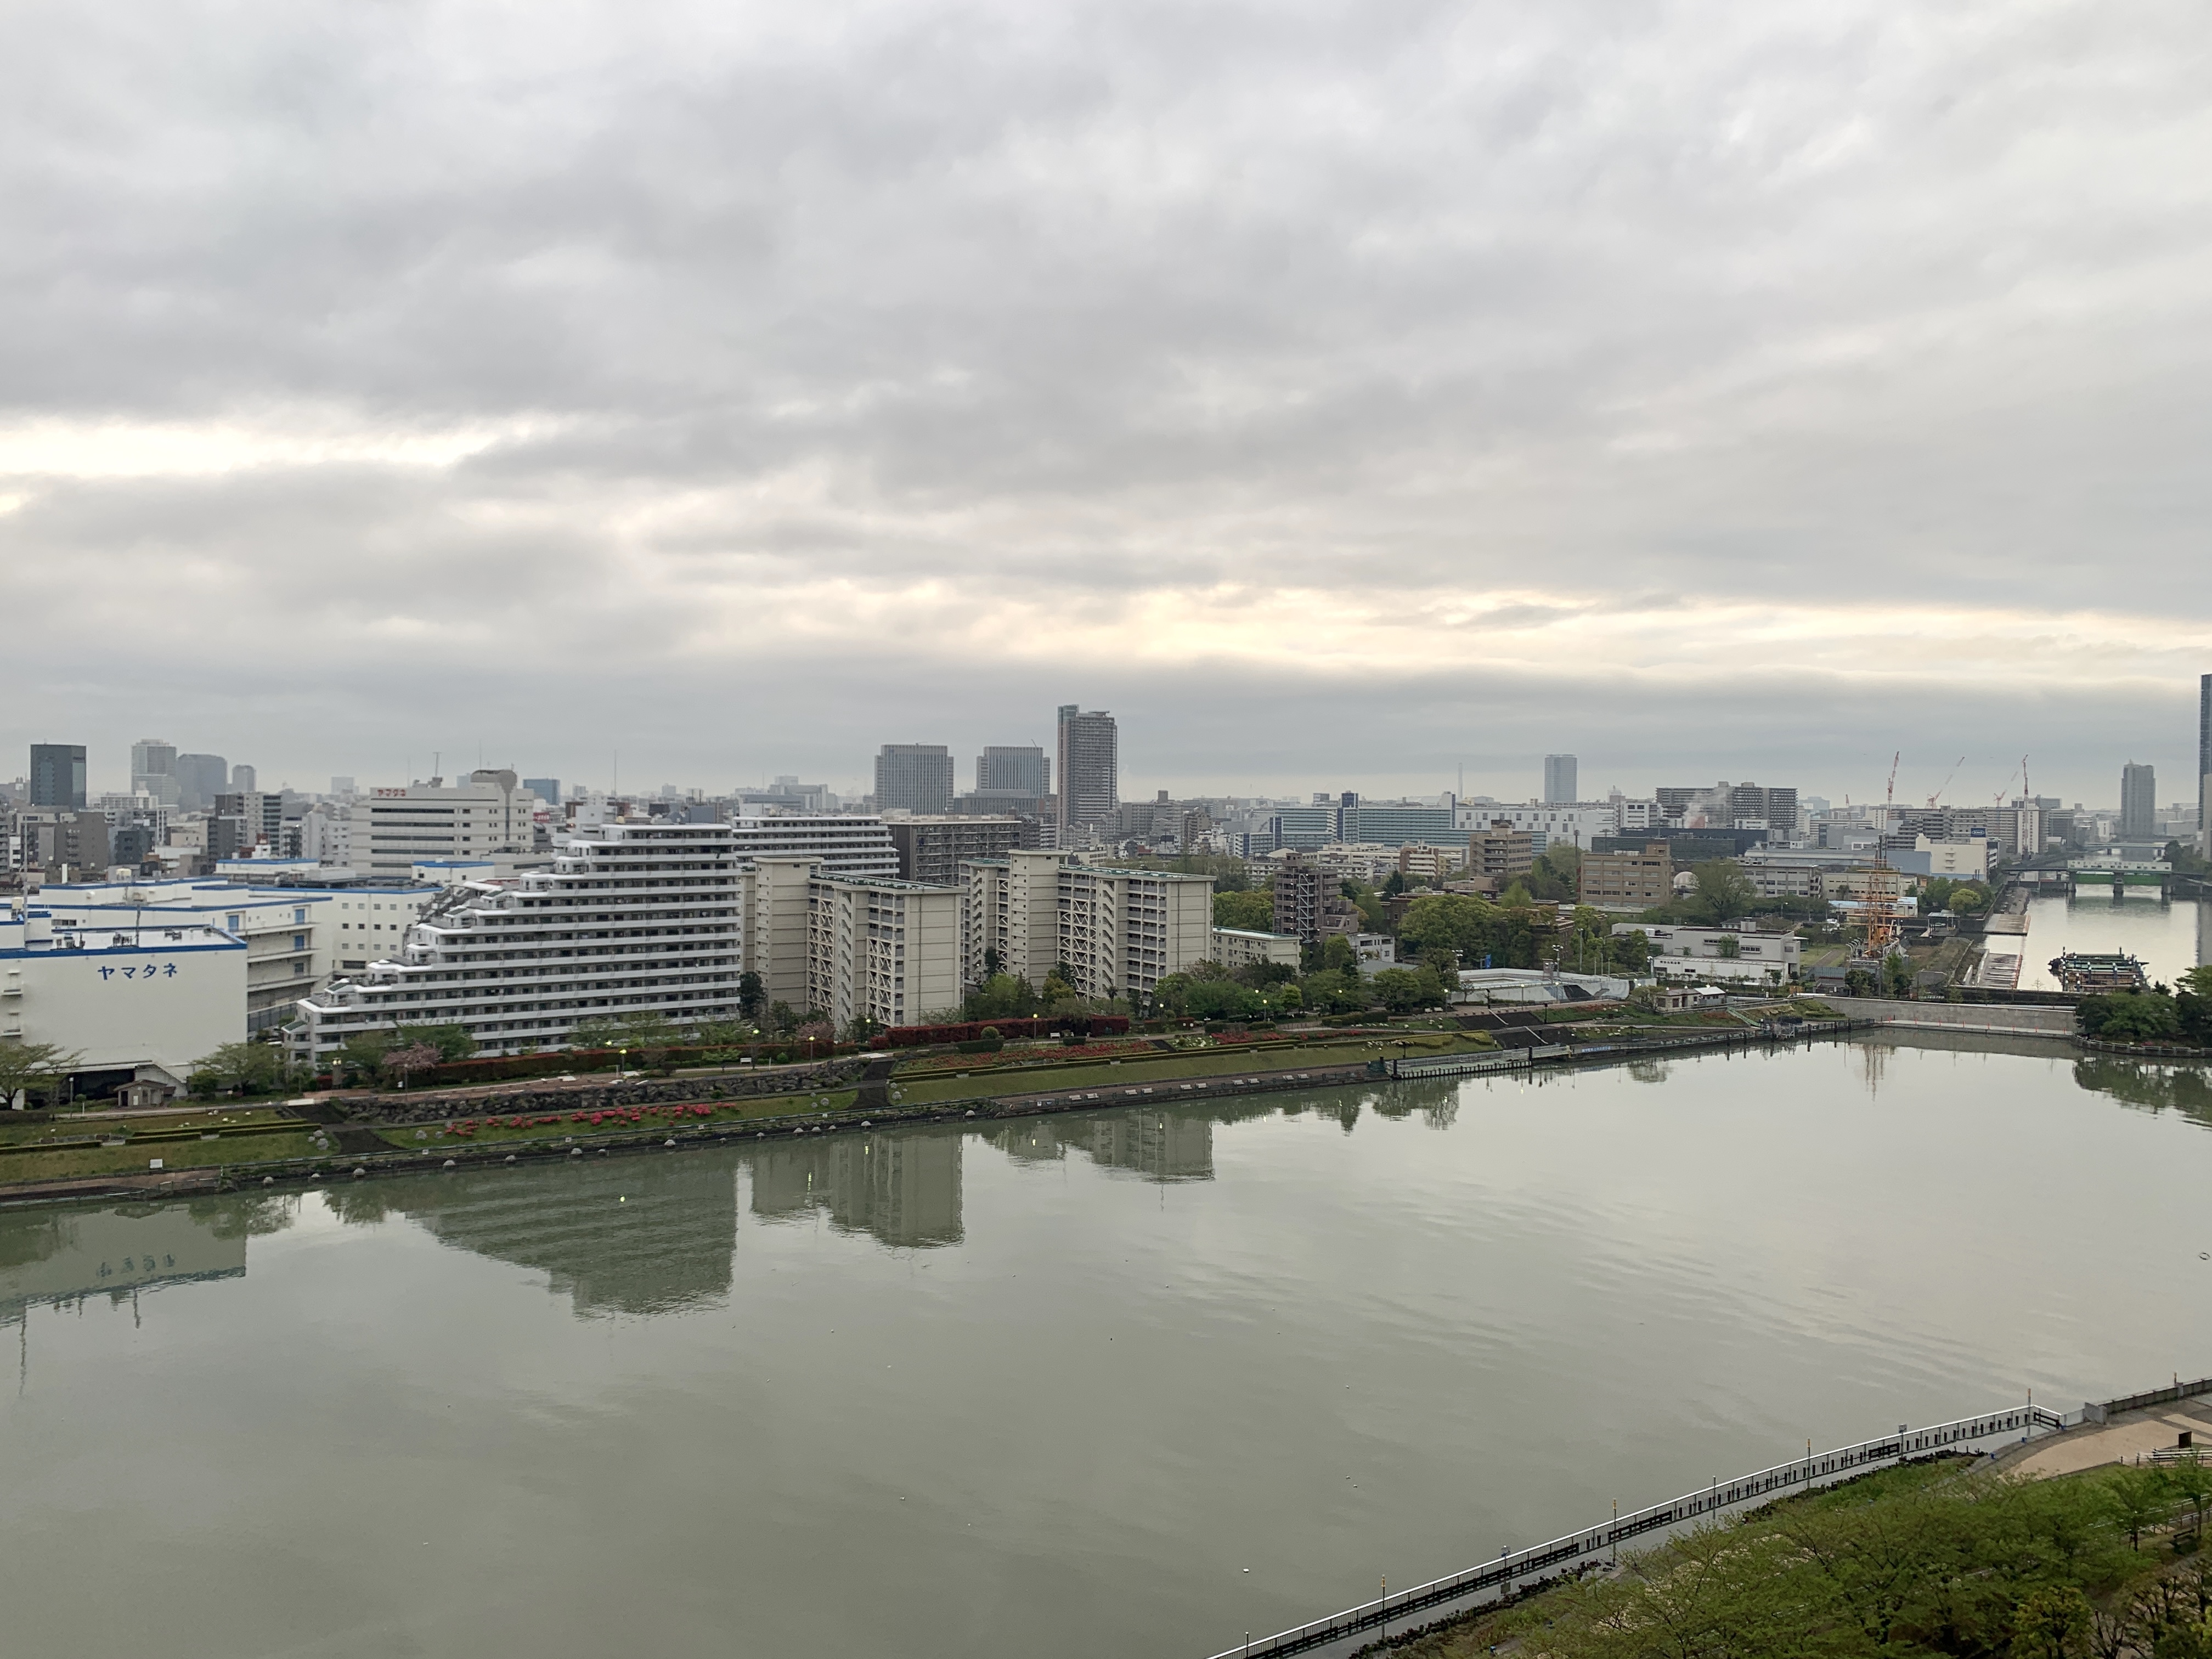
<box><xmin>0</xmin><ymin>1197</ymin><xmax>284</xmax><ymax>1327</ymax></box>
<box><xmin>981</xmin><ymin>1107</ymin><xmax>1217</xmax><ymax>1182</ymax></box>
<box><xmin>377</xmin><ymin>1156</ymin><xmax>738</xmax><ymax>1318</ymax></box>
<box><xmin>750</xmin><ymin>1126</ymin><xmax>964</xmax><ymax>1249</ymax></box>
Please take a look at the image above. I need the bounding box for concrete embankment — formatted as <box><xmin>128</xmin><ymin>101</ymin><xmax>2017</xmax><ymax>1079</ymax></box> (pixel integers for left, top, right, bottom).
<box><xmin>1829</xmin><ymin>997</ymin><xmax>2077</xmax><ymax>1036</ymax></box>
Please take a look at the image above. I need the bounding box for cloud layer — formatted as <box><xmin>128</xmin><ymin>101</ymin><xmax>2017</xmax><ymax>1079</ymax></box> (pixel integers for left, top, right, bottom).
<box><xmin>4</xmin><ymin>0</ymin><xmax>2209</xmax><ymax>803</ymax></box>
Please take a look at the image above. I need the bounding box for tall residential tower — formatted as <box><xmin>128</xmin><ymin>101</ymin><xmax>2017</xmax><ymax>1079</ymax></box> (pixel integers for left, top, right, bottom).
<box><xmin>1054</xmin><ymin>707</ymin><xmax>1118</xmax><ymax>842</ymax></box>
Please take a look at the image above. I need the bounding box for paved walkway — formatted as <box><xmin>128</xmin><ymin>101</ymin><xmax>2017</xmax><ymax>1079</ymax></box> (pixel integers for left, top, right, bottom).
<box><xmin>1994</xmin><ymin>1395</ymin><xmax>2212</xmax><ymax>1477</ymax></box>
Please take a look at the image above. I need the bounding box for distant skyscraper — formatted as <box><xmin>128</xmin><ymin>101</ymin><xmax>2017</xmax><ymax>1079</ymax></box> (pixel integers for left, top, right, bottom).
<box><xmin>2119</xmin><ymin>761</ymin><xmax>2157</xmax><ymax>840</ymax></box>
<box><xmin>130</xmin><ymin>737</ymin><xmax>180</xmax><ymax>805</ymax></box>
<box><xmin>874</xmin><ymin>744</ymin><xmax>954</xmax><ymax>815</ymax></box>
<box><xmin>1543</xmin><ymin>754</ymin><xmax>1578</xmax><ymax>804</ymax></box>
<box><xmin>29</xmin><ymin>744</ymin><xmax>86</xmax><ymax>809</ymax></box>
<box><xmin>174</xmin><ymin>752</ymin><xmax>229</xmax><ymax>811</ymax></box>
<box><xmin>523</xmin><ymin>777</ymin><xmax>560</xmax><ymax>804</ymax></box>
<box><xmin>330</xmin><ymin>776</ymin><xmax>357</xmax><ymax>797</ymax></box>
<box><xmin>230</xmin><ymin>763</ymin><xmax>257</xmax><ymax>793</ymax></box>
<box><xmin>131</xmin><ymin>737</ymin><xmax>176</xmax><ymax>784</ymax></box>
<box><xmin>2200</xmin><ymin>674</ymin><xmax>2211</xmax><ymax>858</ymax></box>
<box><xmin>1055</xmin><ymin>707</ymin><xmax>1118</xmax><ymax>839</ymax></box>
<box><xmin>974</xmin><ymin>745</ymin><xmax>1049</xmax><ymax>797</ymax></box>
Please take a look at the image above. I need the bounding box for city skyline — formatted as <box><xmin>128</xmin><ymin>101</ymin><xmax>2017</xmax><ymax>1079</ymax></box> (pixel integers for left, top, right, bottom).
<box><xmin>2</xmin><ymin>7</ymin><xmax>2209</xmax><ymax>808</ymax></box>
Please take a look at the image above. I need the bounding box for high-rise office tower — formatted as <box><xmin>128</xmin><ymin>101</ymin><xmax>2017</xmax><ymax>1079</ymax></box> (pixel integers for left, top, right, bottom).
<box><xmin>2119</xmin><ymin>761</ymin><xmax>2157</xmax><ymax>840</ymax></box>
<box><xmin>231</xmin><ymin>763</ymin><xmax>257</xmax><ymax>793</ymax></box>
<box><xmin>1543</xmin><ymin>754</ymin><xmax>1578</xmax><ymax>804</ymax></box>
<box><xmin>1055</xmin><ymin>706</ymin><xmax>1118</xmax><ymax>840</ymax></box>
<box><xmin>974</xmin><ymin>745</ymin><xmax>1049</xmax><ymax>797</ymax></box>
<box><xmin>873</xmin><ymin>744</ymin><xmax>954</xmax><ymax>815</ymax></box>
<box><xmin>2200</xmin><ymin>673</ymin><xmax>2211</xmax><ymax>858</ymax></box>
<box><xmin>174</xmin><ymin>752</ymin><xmax>229</xmax><ymax>811</ymax></box>
<box><xmin>29</xmin><ymin>744</ymin><xmax>87</xmax><ymax>809</ymax></box>
<box><xmin>130</xmin><ymin>738</ymin><xmax>176</xmax><ymax>785</ymax></box>
<box><xmin>523</xmin><ymin>777</ymin><xmax>560</xmax><ymax>804</ymax></box>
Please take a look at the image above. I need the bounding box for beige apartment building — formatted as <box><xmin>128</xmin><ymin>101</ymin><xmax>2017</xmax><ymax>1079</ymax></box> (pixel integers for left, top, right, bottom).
<box><xmin>1579</xmin><ymin>844</ymin><xmax>1672</xmax><ymax>909</ymax></box>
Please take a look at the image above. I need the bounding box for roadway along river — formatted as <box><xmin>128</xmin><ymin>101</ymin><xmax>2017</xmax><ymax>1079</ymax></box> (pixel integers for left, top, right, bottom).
<box><xmin>4</xmin><ymin>1034</ymin><xmax>2210</xmax><ymax>1658</ymax></box>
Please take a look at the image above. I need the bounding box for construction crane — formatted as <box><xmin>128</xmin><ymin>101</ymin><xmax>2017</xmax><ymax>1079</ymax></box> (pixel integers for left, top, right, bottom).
<box><xmin>1927</xmin><ymin>756</ymin><xmax>1965</xmax><ymax>809</ymax></box>
<box><xmin>1854</xmin><ymin>750</ymin><xmax>1905</xmax><ymax>967</ymax></box>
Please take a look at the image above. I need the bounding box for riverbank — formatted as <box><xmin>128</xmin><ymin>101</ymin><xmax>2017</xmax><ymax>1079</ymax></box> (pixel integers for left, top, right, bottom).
<box><xmin>1363</xmin><ymin>1431</ymin><xmax>2212</xmax><ymax>1659</ymax></box>
<box><xmin>0</xmin><ymin>1005</ymin><xmax>2197</xmax><ymax>1208</ymax></box>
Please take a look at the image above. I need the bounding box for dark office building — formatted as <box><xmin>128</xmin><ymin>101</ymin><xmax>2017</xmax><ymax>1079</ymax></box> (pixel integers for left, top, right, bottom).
<box><xmin>29</xmin><ymin>744</ymin><xmax>86</xmax><ymax>810</ymax></box>
<box><xmin>886</xmin><ymin>817</ymin><xmax>1022</xmax><ymax>885</ymax></box>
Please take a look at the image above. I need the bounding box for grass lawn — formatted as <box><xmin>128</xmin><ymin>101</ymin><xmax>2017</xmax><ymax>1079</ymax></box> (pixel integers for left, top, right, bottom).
<box><xmin>0</xmin><ymin>1103</ymin><xmax>297</xmax><ymax>1150</ymax></box>
<box><xmin>884</xmin><ymin>1037</ymin><xmax>1489</xmax><ymax>1105</ymax></box>
<box><xmin>366</xmin><ymin>1087</ymin><xmax>862</xmax><ymax>1152</ymax></box>
<box><xmin>0</xmin><ymin>1130</ymin><xmax>329</xmax><ymax>1184</ymax></box>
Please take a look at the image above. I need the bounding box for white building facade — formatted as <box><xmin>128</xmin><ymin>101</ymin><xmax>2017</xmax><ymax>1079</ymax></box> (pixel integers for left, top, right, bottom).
<box><xmin>2</xmin><ymin>899</ymin><xmax>246</xmax><ymax>1096</ymax></box>
<box><xmin>286</xmin><ymin>821</ymin><xmax>741</xmax><ymax>1065</ymax></box>
<box><xmin>349</xmin><ymin>770</ymin><xmax>540</xmax><ymax>877</ymax></box>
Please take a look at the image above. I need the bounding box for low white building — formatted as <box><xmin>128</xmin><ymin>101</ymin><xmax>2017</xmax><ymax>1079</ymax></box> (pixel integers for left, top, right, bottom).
<box><xmin>1353</xmin><ymin>934</ymin><xmax>1398</xmax><ymax>976</ymax></box>
<box><xmin>1209</xmin><ymin>927</ymin><xmax>1301</xmax><ymax>972</ymax></box>
<box><xmin>38</xmin><ymin>876</ymin><xmax>337</xmax><ymax>1034</ymax></box>
<box><xmin>2</xmin><ymin>898</ymin><xmax>246</xmax><ymax>1098</ymax></box>
<box><xmin>1614</xmin><ymin>922</ymin><xmax>1801</xmax><ymax>986</ymax></box>
<box><xmin>1454</xmin><ymin>968</ymin><xmax>1634</xmax><ymax>1004</ymax></box>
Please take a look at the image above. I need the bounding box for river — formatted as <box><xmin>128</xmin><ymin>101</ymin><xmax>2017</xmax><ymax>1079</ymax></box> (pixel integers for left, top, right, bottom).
<box><xmin>2018</xmin><ymin>893</ymin><xmax>2211</xmax><ymax>990</ymax></box>
<box><xmin>4</xmin><ymin>1035</ymin><xmax>2210</xmax><ymax>1658</ymax></box>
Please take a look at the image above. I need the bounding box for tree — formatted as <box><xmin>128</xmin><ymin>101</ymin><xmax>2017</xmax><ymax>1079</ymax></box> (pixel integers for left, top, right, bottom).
<box><xmin>1371</xmin><ymin>967</ymin><xmax>1447</xmax><ymax>1013</ymax></box>
<box><xmin>1318</xmin><ymin>934</ymin><xmax>1357</xmax><ymax>975</ymax></box>
<box><xmin>1883</xmin><ymin>953</ymin><xmax>1915</xmax><ymax>998</ymax></box>
<box><xmin>414</xmin><ymin>1024</ymin><xmax>475</xmax><ymax>1062</ymax></box>
<box><xmin>0</xmin><ymin>1041</ymin><xmax>80</xmax><ymax>1110</ymax></box>
<box><xmin>1845</xmin><ymin>967</ymin><xmax>1875</xmax><ymax>997</ymax></box>
<box><xmin>381</xmin><ymin>1042</ymin><xmax>439</xmax><ymax>1088</ymax></box>
<box><xmin>1380</xmin><ymin>870</ymin><xmax>1407</xmax><ymax>897</ymax></box>
<box><xmin>2104</xmin><ymin>1465</ymin><xmax>2171</xmax><ymax>1551</ymax></box>
<box><xmin>981</xmin><ymin>946</ymin><xmax>1002</xmax><ymax>978</ymax></box>
<box><xmin>2164</xmin><ymin>1452</ymin><xmax>2212</xmax><ymax>1538</ymax></box>
<box><xmin>1221</xmin><ymin>898</ymin><xmax>1274</xmax><ymax>938</ymax></box>
<box><xmin>191</xmin><ymin>1040</ymin><xmax>288</xmax><ymax>1096</ymax></box>
<box><xmin>2012</xmin><ymin>1585</ymin><xmax>2092</xmax><ymax>1659</ymax></box>
<box><xmin>574</xmin><ymin>1012</ymin><xmax>682</xmax><ymax>1052</ymax></box>
<box><xmin>1691</xmin><ymin>859</ymin><xmax>1756</xmax><ymax>923</ymax></box>
<box><xmin>2079</xmin><ymin>992</ymin><xmax>2182</xmax><ymax>1042</ymax></box>
<box><xmin>737</xmin><ymin>971</ymin><xmax>765</xmax><ymax>1019</ymax></box>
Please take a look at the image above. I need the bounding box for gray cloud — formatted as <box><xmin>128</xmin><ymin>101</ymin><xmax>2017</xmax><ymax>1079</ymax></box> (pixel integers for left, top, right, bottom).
<box><xmin>3</xmin><ymin>0</ymin><xmax>2209</xmax><ymax>804</ymax></box>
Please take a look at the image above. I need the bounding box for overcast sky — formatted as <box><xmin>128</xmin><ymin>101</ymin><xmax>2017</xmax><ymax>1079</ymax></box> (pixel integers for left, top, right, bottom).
<box><xmin>4</xmin><ymin>0</ymin><xmax>2208</xmax><ymax>807</ymax></box>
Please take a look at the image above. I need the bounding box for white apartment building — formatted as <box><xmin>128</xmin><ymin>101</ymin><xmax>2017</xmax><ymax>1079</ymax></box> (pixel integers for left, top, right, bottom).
<box><xmin>2</xmin><ymin>899</ymin><xmax>247</xmax><ymax>1097</ymax></box>
<box><xmin>742</xmin><ymin>856</ymin><xmax>964</xmax><ymax>1025</ymax></box>
<box><xmin>1209</xmin><ymin>927</ymin><xmax>1302</xmax><ymax>972</ymax></box>
<box><xmin>961</xmin><ymin>850</ymin><xmax>1212</xmax><ymax>1002</ymax></box>
<box><xmin>727</xmin><ymin>814</ymin><xmax>900</xmax><ymax>879</ymax></box>
<box><xmin>806</xmin><ymin>873</ymin><xmax>962</xmax><ymax>1032</ymax></box>
<box><xmin>286</xmin><ymin>821</ymin><xmax>740</xmax><ymax>1065</ymax></box>
<box><xmin>349</xmin><ymin>770</ymin><xmax>540</xmax><ymax>876</ymax></box>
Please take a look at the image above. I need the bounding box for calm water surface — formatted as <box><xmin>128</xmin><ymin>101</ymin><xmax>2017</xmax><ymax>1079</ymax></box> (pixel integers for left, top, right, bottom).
<box><xmin>4</xmin><ymin>1037</ymin><xmax>2211</xmax><ymax>1659</ymax></box>
<box><xmin>2019</xmin><ymin>894</ymin><xmax>2211</xmax><ymax>990</ymax></box>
